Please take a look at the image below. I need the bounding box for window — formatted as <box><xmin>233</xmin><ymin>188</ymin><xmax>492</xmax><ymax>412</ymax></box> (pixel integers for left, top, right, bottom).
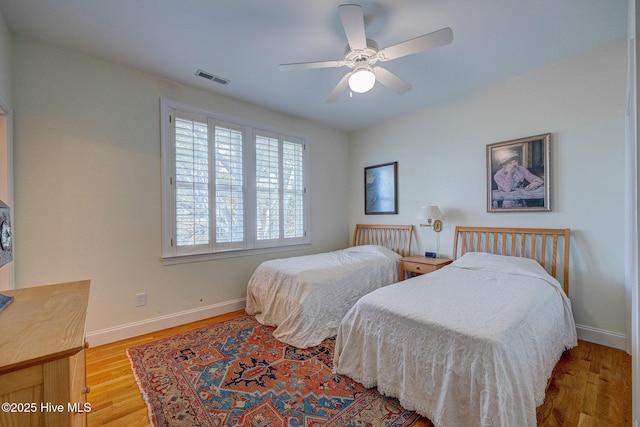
<box><xmin>161</xmin><ymin>100</ymin><xmax>309</xmax><ymax>263</ymax></box>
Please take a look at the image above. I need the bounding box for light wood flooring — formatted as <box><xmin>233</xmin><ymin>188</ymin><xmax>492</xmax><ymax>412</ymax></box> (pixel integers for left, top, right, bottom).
<box><xmin>86</xmin><ymin>310</ymin><xmax>631</xmax><ymax>426</ymax></box>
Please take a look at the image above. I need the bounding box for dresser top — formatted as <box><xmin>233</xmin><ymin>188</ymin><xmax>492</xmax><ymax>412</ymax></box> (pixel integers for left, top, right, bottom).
<box><xmin>0</xmin><ymin>280</ymin><xmax>90</xmax><ymax>373</ymax></box>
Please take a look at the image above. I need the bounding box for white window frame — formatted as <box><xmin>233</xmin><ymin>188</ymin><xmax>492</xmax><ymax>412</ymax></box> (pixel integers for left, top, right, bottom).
<box><xmin>160</xmin><ymin>99</ymin><xmax>310</xmax><ymax>264</ymax></box>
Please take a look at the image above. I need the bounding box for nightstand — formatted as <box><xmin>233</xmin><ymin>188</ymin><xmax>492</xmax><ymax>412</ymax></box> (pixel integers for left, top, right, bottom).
<box><xmin>400</xmin><ymin>256</ymin><xmax>452</xmax><ymax>280</ymax></box>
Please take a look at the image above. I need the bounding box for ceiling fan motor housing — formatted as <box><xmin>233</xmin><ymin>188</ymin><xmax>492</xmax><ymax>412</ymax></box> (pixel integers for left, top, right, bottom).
<box><xmin>344</xmin><ymin>39</ymin><xmax>379</xmax><ymax>69</ymax></box>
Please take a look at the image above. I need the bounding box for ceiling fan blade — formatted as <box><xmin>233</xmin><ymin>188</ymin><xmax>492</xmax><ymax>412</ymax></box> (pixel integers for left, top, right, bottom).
<box><xmin>279</xmin><ymin>60</ymin><xmax>344</xmax><ymax>71</ymax></box>
<box><xmin>378</xmin><ymin>27</ymin><xmax>453</xmax><ymax>61</ymax></box>
<box><xmin>373</xmin><ymin>67</ymin><xmax>411</xmax><ymax>94</ymax></box>
<box><xmin>325</xmin><ymin>73</ymin><xmax>351</xmax><ymax>102</ymax></box>
<box><xmin>339</xmin><ymin>4</ymin><xmax>367</xmax><ymax>51</ymax></box>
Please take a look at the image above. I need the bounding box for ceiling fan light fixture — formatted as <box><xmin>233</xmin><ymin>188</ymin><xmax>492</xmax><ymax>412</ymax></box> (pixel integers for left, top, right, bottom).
<box><xmin>348</xmin><ymin>67</ymin><xmax>376</xmax><ymax>93</ymax></box>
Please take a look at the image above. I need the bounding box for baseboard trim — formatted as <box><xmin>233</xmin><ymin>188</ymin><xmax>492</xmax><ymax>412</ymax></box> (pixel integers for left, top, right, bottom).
<box><xmin>86</xmin><ymin>298</ymin><xmax>247</xmax><ymax>347</ymax></box>
<box><xmin>86</xmin><ymin>304</ymin><xmax>627</xmax><ymax>351</ymax></box>
<box><xmin>576</xmin><ymin>323</ymin><xmax>627</xmax><ymax>351</ymax></box>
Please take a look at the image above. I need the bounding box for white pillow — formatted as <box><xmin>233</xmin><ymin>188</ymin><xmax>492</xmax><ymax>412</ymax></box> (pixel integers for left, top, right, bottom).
<box><xmin>345</xmin><ymin>244</ymin><xmax>401</xmax><ymax>260</ymax></box>
<box><xmin>451</xmin><ymin>251</ymin><xmax>550</xmax><ymax>277</ymax></box>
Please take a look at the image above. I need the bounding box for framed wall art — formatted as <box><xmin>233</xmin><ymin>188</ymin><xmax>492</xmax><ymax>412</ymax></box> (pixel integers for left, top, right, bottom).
<box><xmin>0</xmin><ymin>200</ymin><xmax>11</xmax><ymax>267</ymax></box>
<box><xmin>487</xmin><ymin>133</ymin><xmax>550</xmax><ymax>212</ymax></box>
<box><xmin>364</xmin><ymin>161</ymin><xmax>398</xmax><ymax>215</ymax></box>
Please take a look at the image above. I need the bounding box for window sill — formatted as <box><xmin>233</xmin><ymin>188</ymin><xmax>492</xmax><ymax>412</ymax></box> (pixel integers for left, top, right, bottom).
<box><xmin>161</xmin><ymin>243</ymin><xmax>312</xmax><ymax>266</ymax></box>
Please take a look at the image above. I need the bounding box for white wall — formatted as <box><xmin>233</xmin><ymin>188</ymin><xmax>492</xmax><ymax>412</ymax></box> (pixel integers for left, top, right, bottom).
<box><xmin>11</xmin><ymin>36</ymin><xmax>351</xmax><ymax>342</ymax></box>
<box><xmin>349</xmin><ymin>40</ymin><xmax>628</xmax><ymax>349</ymax></box>
<box><xmin>0</xmin><ymin>10</ymin><xmax>10</xmax><ymax>106</ymax></box>
<box><xmin>630</xmin><ymin>1</ymin><xmax>639</xmax><ymax>423</ymax></box>
<box><xmin>0</xmin><ymin>11</ymin><xmax>12</xmax><ymax>291</ymax></box>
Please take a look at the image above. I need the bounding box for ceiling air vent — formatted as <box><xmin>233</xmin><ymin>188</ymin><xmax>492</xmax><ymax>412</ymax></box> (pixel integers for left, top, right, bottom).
<box><xmin>195</xmin><ymin>69</ymin><xmax>230</xmax><ymax>85</ymax></box>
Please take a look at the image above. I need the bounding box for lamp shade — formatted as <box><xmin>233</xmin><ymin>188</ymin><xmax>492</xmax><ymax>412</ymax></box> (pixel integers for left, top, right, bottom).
<box><xmin>426</xmin><ymin>205</ymin><xmax>442</xmax><ymax>221</ymax></box>
<box><xmin>417</xmin><ymin>204</ymin><xmax>442</xmax><ymax>221</ymax></box>
<box><xmin>417</xmin><ymin>205</ymin><xmax>442</xmax><ymax>225</ymax></box>
<box><xmin>348</xmin><ymin>68</ymin><xmax>376</xmax><ymax>93</ymax></box>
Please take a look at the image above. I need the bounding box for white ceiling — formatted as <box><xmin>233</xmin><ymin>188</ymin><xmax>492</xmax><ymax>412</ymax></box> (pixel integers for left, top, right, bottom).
<box><xmin>0</xmin><ymin>0</ymin><xmax>628</xmax><ymax>132</ymax></box>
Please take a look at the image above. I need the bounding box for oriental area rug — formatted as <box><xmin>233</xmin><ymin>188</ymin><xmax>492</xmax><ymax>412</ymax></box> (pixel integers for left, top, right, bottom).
<box><xmin>127</xmin><ymin>314</ymin><xmax>425</xmax><ymax>427</ymax></box>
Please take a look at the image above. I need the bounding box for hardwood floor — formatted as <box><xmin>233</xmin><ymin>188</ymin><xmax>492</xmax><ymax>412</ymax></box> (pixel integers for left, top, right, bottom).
<box><xmin>86</xmin><ymin>311</ymin><xmax>631</xmax><ymax>426</ymax></box>
<box><xmin>85</xmin><ymin>311</ymin><xmax>247</xmax><ymax>426</ymax></box>
<box><xmin>536</xmin><ymin>338</ymin><xmax>632</xmax><ymax>426</ymax></box>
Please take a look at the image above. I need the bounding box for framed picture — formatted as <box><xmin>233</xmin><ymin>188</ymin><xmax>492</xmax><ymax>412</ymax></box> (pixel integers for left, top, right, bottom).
<box><xmin>0</xmin><ymin>200</ymin><xmax>11</xmax><ymax>268</ymax></box>
<box><xmin>487</xmin><ymin>133</ymin><xmax>550</xmax><ymax>212</ymax></box>
<box><xmin>364</xmin><ymin>161</ymin><xmax>398</xmax><ymax>214</ymax></box>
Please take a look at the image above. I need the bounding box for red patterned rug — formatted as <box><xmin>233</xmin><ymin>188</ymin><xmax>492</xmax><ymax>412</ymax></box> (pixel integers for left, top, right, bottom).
<box><xmin>127</xmin><ymin>314</ymin><xmax>424</xmax><ymax>426</ymax></box>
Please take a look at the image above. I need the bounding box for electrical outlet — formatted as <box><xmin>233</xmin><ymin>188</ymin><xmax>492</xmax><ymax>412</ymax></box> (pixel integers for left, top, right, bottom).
<box><xmin>135</xmin><ymin>292</ymin><xmax>147</xmax><ymax>307</ymax></box>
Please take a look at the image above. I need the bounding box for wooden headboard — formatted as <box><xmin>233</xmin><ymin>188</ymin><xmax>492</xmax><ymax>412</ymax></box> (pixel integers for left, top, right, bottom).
<box><xmin>452</xmin><ymin>226</ymin><xmax>571</xmax><ymax>295</ymax></box>
<box><xmin>353</xmin><ymin>224</ymin><xmax>413</xmax><ymax>257</ymax></box>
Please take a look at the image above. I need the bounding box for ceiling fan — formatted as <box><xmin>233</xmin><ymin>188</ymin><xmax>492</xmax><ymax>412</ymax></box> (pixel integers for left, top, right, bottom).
<box><xmin>279</xmin><ymin>4</ymin><xmax>453</xmax><ymax>102</ymax></box>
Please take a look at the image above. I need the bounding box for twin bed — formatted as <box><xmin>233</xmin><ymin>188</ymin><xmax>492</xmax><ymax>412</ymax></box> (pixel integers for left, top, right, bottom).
<box><xmin>246</xmin><ymin>225</ymin><xmax>577</xmax><ymax>427</ymax></box>
<box><xmin>245</xmin><ymin>224</ymin><xmax>413</xmax><ymax>348</ymax></box>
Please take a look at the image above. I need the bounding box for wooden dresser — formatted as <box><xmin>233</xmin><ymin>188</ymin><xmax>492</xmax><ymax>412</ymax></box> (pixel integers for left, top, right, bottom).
<box><xmin>0</xmin><ymin>280</ymin><xmax>90</xmax><ymax>427</ymax></box>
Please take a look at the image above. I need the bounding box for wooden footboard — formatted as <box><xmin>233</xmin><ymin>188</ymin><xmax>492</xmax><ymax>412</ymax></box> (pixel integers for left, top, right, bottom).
<box><xmin>452</xmin><ymin>226</ymin><xmax>571</xmax><ymax>295</ymax></box>
<box><xmin>353</xmin><ymin>224</ymin><xmax>413</xmax><ymax>257</ymax></box>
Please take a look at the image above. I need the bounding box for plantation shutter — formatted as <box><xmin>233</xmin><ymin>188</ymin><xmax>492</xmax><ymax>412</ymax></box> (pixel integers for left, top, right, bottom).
<box><xmin>162</xmin><ymin>99</ymin><xmax>309</xmax><ymax>261</ymax></box>
<box><xmin>255</xmin><ymin>133</ymin><xmax>280</xmax><ymax>241</ymax></box>
<box><xmin>283</xmin><ymin>139</ymin><xmax>305</xmax><ymax>239</ymax></box>
<box><xmin>214</xmin><ymin>122</ymin><xmax>244</xmax><ymax>246</ymax></box>
<box><xmin>174</xmin><ymin>115</ymin><xmax>209</xmax><ymax>249</ymax></box>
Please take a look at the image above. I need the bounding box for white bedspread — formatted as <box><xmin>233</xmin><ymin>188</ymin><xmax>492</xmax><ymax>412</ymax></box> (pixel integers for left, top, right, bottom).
<box><xmin>245</xmin><ymin>245</ymin><xmax>400</xmax><ymax>348</ymax></box>
<box><xmin>333</xmin><ymin>252</ymin><xmax>577</xmax><ymax>427</ymax></box>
